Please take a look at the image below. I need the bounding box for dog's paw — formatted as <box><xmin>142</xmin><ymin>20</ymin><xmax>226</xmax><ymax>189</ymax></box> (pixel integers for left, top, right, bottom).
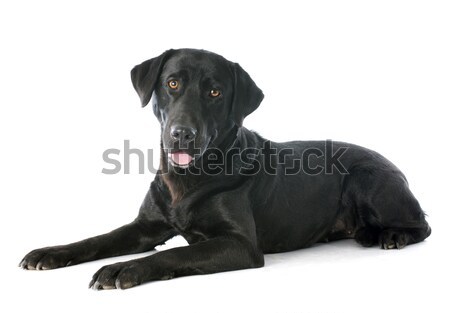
<box><xmin>89</xmin><ymin>261</ymin><xmax>142</xmax><ymax>290</ymax></box>
<box><xmin>19</xmin><ymin>247</ymin><xmax>75</xmax><ymax>270</ymax></box>
<box><xmin>379</xmin><ymin>229</ymin><xmax>408</xmax><ymax>249</ymax></box>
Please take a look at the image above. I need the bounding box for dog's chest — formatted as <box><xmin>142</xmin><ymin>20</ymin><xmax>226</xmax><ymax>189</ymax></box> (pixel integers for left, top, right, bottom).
<box><xmin>162</xmin><ymin>204</ymin><xmax>208</xmax><ymax>244</ymax></box>
<box><xmin>164</xmin><ymin>204</ymin><xmax>190</xmax><ymax>230</ymax></box>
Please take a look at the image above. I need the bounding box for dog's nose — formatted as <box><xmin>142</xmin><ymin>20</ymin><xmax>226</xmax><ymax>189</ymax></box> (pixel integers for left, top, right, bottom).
<box><xmin>170</xmin><ymin>125</ymin><xmax>197</xmax><ymax>145</ymax></box>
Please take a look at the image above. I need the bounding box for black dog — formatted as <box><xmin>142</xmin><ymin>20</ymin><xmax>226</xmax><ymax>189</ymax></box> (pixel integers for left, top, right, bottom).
<box><xmin>20</xmin><ymin>49</ymin><xmax>431</xmax><ymax>290</ymax></box>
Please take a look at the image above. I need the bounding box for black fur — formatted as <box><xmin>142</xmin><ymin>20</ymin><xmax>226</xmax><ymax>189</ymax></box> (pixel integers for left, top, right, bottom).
<box><xmin>20</xmin><ymin>49</ymin><xmax>431</xmax><ymax>290</ymax></box>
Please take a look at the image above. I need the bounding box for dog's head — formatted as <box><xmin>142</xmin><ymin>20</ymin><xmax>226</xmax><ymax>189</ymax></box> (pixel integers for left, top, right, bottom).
<box><xmin>131</xmin><ymin>49</ymin><xmax>264</xmax><ymax>169</ymax></box>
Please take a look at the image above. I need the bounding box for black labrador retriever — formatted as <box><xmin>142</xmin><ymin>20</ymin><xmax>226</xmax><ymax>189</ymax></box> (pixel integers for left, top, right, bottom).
<box><xmin>20</xmin><ymin>49</ymin><xmax>431</xmax><ymax>290</ymax></box>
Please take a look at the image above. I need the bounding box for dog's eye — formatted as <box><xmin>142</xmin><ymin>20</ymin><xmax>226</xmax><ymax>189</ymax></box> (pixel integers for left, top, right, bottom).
<box><xmin>168</xmin><ymin>80</ymin><xmax>179</xmax><ymax>90</ymax></box>
<box><xmin>210</xmin><ymin>89</ymin><xmax>221</xmax><ymax>97</ymax></box>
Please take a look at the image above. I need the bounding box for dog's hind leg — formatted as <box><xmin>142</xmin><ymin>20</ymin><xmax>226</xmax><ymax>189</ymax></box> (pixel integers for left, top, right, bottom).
<box><xmin>342</xmin><ymin>166</ymin><xmax>431</xmax><ymax>249</ymax></box>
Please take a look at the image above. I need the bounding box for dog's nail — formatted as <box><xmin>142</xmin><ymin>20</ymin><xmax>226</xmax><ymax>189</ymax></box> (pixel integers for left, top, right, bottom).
<box><xmin>93</xmin><ymin>281</ymin><xmax>103</xmax><ymax>290</ymax></box>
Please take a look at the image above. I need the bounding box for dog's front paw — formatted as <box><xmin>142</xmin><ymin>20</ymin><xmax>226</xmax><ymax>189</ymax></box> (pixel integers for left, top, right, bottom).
<box><xmin>89</xmin><ymin>261</ymin><xmax>143</xmax><ymax>290</ymax></box>
<box><xmin>20</xmin><ymin>247</ymin><xmax>75</xmax><ymax>270</ymax></box>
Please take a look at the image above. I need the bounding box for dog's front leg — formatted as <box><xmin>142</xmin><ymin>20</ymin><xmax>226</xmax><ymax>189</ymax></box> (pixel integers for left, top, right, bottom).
<box><xmin>89</xmin><ymin>236</ymin><xmax>264</xmax><ymax>290</ymax></box>
<box><xmin>19</xmin><ymin>218</ymin><xmax>176</xmax><ymax>271</ymax></box>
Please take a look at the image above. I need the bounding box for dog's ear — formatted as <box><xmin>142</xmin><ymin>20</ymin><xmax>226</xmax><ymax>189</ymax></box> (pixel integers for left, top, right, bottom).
<box><xmin>131</xmin><ymin>49</ymin><xmax>174</xmax><ymax>107</ymax></box>
<box><xmin>232</xmin><ymin>63</ymin><xmax>264</xmax><ymax>127</ymax></box>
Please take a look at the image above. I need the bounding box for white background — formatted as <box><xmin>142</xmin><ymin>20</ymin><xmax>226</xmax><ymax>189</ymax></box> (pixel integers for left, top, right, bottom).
<box><xmin>1</xmin><ymin>1</ymin><xmax>449</xmax><ymax>312</ymax></box>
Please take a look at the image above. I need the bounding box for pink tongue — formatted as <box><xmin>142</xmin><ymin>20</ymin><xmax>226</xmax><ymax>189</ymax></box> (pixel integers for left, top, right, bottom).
<box><xmin>170</xmin><ymin>152</ymin><xmax>193</xmax><ymax>166</ymax></box>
